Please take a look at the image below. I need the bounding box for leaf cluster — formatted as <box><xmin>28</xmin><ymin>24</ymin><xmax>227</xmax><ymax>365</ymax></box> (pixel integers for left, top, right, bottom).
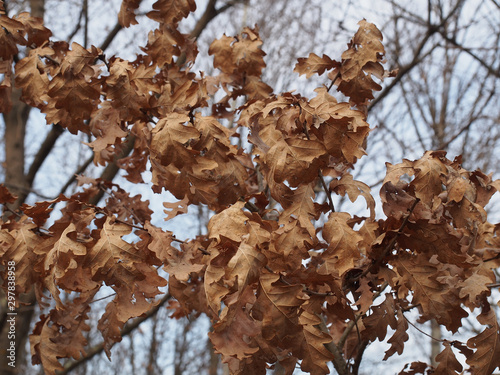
<box><xmin>1</xmin><ymin>1</ymin><xmax>499</xmax><ymax>374</ymax></box>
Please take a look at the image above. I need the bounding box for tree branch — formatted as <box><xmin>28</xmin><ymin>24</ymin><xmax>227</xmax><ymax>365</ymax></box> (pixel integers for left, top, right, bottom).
<box><xmin>369</xmin><ymin>0</ymin><xmax>468</xmax><ymax>112</ymax></box>
<box><xmin>59</xmin><ymin>293</ymin><xmax>171</xmax><ymax>375</ymax></box>
<box><xmin>89</xmin><ymin>0</ymin><xmax>242</xmax><ymax>206</ymax></box>
<box><xmin>437</xmin><ymin>32</ymin><xmax>500</xmax><ymax>79</ymax></box>
<box><xmin>318</xmin><ymin>316</ymin><xmax>349</xmax><ymax>375</ymax></box>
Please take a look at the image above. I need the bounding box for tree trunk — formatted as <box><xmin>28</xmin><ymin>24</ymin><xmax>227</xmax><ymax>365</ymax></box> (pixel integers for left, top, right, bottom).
<box><xmin>430</xmin><ymin>319</ymin><xmax>441</xmax><ymax>367</ymax></box>
<box><xmin>0</xmin><ymin>2</ymin><xmax>45</xmax><ymax>373</ymax></box>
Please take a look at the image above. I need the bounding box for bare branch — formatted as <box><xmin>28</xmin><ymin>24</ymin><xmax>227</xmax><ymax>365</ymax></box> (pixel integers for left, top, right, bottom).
<box><xmin>60</xmin><ymin>293</ymin><xmax>172</xmax><ymax>375</ymax></box>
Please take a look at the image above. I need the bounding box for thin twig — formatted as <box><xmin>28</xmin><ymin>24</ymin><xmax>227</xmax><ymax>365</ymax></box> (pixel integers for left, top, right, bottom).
<box><xmin>402</xmin><ymin>313</ymin><xmax>445</xmax><ymax>343</ymax></box>
<box><xmin>59</xmin><ymin>293</ymin><xmax>171</xmax><ymax>375</ymax></box>
<box><xmin>355</xmin><ymin>197</ymin><xmax>420</xmax><ymax>282</ymax></box>
<box><xmin>318</xmin><ymin>315</ymin><xmax>349</xmax><ymax>375</ymax></box>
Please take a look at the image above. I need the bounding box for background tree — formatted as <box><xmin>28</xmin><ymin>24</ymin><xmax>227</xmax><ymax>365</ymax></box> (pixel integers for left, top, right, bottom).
<box><xmin>0</xmin><ymin>0</ymin><xmax>499</xmax><ymax>374</ymax></box>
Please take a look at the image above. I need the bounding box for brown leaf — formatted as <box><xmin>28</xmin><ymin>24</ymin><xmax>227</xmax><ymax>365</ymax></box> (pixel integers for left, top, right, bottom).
<box><xmin>86</xmin><ymin>102</ymin><xmax>128</xmax><ymax>166</ymax></box>
<box><xmin>294</xmin><ymin>53</ymin><xmax>339</xmax><ymax>78</ymax></box>
<box><xmin>0</xmin><ymin>15</ymin><xmax>23</xmax><ymax>58</ymax></box>
<box><xmin>118</xmin><ymin>0</ymin><xmax>142</xmax><ymax>27</ymax></box>
<box><xmin>141</xmin><ymin>27</ymin><xmax>184</xmax><ymax>67</ymax></box>
<box><xmin>150</xmin><ymin>112</ymin><xmax>200</xmax><ymax>169</ymax></box>
<box><xmin>330</xmin><ymin>173</ymin><xmax>375</xmax><ymax>219</ymax></box>
<box><xmin>207</xmin><ymin>201</ymin><xmax>248</xmax><ymax>243</ymax></box>
<box><xmin>279</xmin><ymin>184</ymin><xmax>318</xmax><ymax>237</ymax></box>
<box><xmin>341</xmin><ymin>20</ymin><xmax>384</xmax><ymax>80</ymax></box>
<box><xmin>163</xmin><ymin>195</ymin><xmax>190</xmax><ymax>221</ymax></box>
<box><xmin>398</xmin><ymin>361</ymin><xmax>430</xmax><ymax>375</ymax></box>
<box><xmin>34</xmin><ymin>221</ymin><xmax>89</xmax><ymax>307</ymax></box>
<box><xmin>384</xmin><ymin>308</ymin><xmax>409</xmax><ymax>360</ymax></box>
<box><xmin>147</xmin><ymin>0</ymin><xmax>196</xmax><ymax>25</ymax></box>
<box><xmin>362</xmin><ymin>293</ymin><xmax>397</xmax><ymax>342</ymax></box>
<box><xmin>393</xmin><ymin>253</ymin><xmax>468</xmax><ymax>332</ymax></box>
<box><xmin>30</xmin><ymin>291</ymin><xmax>95</xmax><ymax>375</ymax></box>
<box><xmin>15</xmin><ymin>46</ymin><xmax>52</xmax><ymax>107</ymax></box>
<box><xmin>226</xmin><ymin>242</ymin><xmax>266</xmax><ymax>292</ymax></box>
<box><xmin>209</xmin><ymin>286</ymin><xmax>260</xmax><ymax>360</ymax></box>
<box><xmin>254</xmin><ymin>272</ymin><xmax>305</xmax><ymax>342</ymax></box>
<box><xmin>466</xmin><ymin>307</ymin><xmax>500</xmax><ymax>375</ymax></box>
<box><xmin>264</xmin><ymin>138</ymin><xmax>326</xmax><ymax>187</ymax></box>
<box><xmin>457</xmin><ymin>271</ymin><xmax>493</xmax><ymax>309</ymax></box>
<box><xmin>0</xmin><ymin>184</ymin><xmax>17</xmax><ymax>204</ymax></box>
<box><xmin>434</xmin><ymin>341</ymin><xmax>463</xmax><ymax>375</ymax></box>
<box><xmin>87</xmin><ymin>217</ymin><xmax>166</xmax><ymax>354</ymax></box>
<box><xmin>297</xmin><ymin>311</ymin><xmax>335</xmax><ymax>374</ymax></box>
<box><xmin>0</xmin><ymin>218</ymin><xmax>42</xmax><ymax>294</ymax></box>
<box><xmin>104</xmin><ymin>58</ymin><xmax>156</xmax><ymax>122</ymax></box>
<box><xmin>209</xmin><ymin>27</ymin><xmax>266</xmax><ymax>77</ymax></box>
<box><xmin>13</xmin><ymin>12</ymin><xmax>52</xmax><ymax>47</ymax></box>
<box><xmin>320</xmin><ymin>212</ymin><xmax>363</xmax><ymax>276</ymax></box>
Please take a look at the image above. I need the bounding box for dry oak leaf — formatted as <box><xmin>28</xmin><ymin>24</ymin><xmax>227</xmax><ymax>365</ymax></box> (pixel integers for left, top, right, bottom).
<box><xmin>14</xmin><ymin>46</ymin><xmax>52</xmax><ymax>107</ymax></box>
<box><xmin>30</xmin><ymin>315</ymin><xmax>70</xmax><ymax>375</ymax></box>
<box><xmin>330</xmin><ymin>173</ymin><xmax>375</xmax><ymax>219</ymax></box>
<box><xmin>163</xmin><ymin>241</ymin><xmax>205</xmax><ymax>282</ymax></box>
<box><xmin>207</xmin><ymin>201</ymin><xmax>248</xmax><ymax>244</ymax></box>
<box><xmin>0</xmin><ymin>184</ymin><xmax>17</xmax><ymax>204</ymax></box>
<box><xmin>0</xmin><ymin>218</ymin><xmax>42</xmax><ymax>294</ymax></box>
<box><xmin>104</xmin><ymin>59</ymin><xmax>156</xmax><ymax>121</ymax></box>
<box><xmin>362</xmin><ymin>293</ymin><xmax>397</xmax><ymax>343</ymax></box>
<box><xmin>150</xmin><ymin>112</ymin><xmax>200</xmax><ymax>169</ymax></box>
<box><xmin>336</xmin><ymin>71</ymin><xmax>382</xmax><ymax>106</ymax></box>
<box><xmin>44</xmin><ymin>74</ymin><xmax>100</xmax><ymax>132</ymax></box>
<box><xmin>294</xmin><ymin>53</ymin><xmax>339</xmax><ymax>79</ymax></box>
<box><xmin>411</xmin><ymin>151</ymin><xmax>449</xmax><ymax>206</ymax></box>
<box><xmin>254</xmin><ymin>272</ymin><xmax>306</xmax><ymax>343</ymax></box>
<box><xmin>163</xmin><ymin>195</ymin><xmax>190</xmax><ymax>221</ymax></box>
<box><xmin>379</xmin><ymin>181</ymin><xmax>433</xmax><ymax>222</ymax></box>
<box><xmin>434</xmin><ymin>341</ymin><xmax>463</xmax><ymax>375</ymax></box>
<box><xmin>466</xmin><ymin>307</ymin><xmax>500</xmax><ymax>375</ymax></box>
<box><xmin>91</xmin><ymin>219</ymin><xmax>167</xmax><ymax>356</ymax></box>
<box><xmin>296</xmin><ymin>310</ymin><xmax>335</xmax><ymax>374</ymax></box>
<box><xmin>204</xmin><ymin>254</ymin><xmax>229</xmax><ymax>316</ymax></box>
<box><xmin>59</xmin><ymin>42</ymin><xmax>101</xmax><ymax>77</ymax></box>
<box><xmin>313</xmin><ymin>115</ymin><xmax>370</xmax><ymax>164</ymax></box>
<box><xmin>87</xmin><ymin>102</ymin><xmax>128</xmax><ymax>166</ymax></box>
<box><xmin>457</xmin><ymin>271</ymin><xmax>494</xmax><ymax>309</ymax></box>
<box><xmin>279</xmin><ymin>184</ymin><xmax>318</xmax><ymax>238</ymax></box>
<box><xmin>141</xmin><ymin>26</ymin><xmax>184</xmax><ymax>68</ymax></box>
<box><xmin>30</xmin><ymin>291</ymin><xmax>96</xmax><ymax>375</ymax></box>
<box><xmin>244</xmin><ymin>75</ymin><xmax>273</xmax><ymax>101</ymax></box>
<box><xmin>310</xmin><ymin>90</ymin><xmax>369</xmax><ymax>131</ymax></box>
<box><xmin>118</xmin><ymin>0</ymin><xmax>141</xmax><ymax>27</ymax></box>
<box><xmin>340</xmin><ymin>19</ymin><xmax>384</xmax><ymax>81</ymax></box>
<box><xmin>270</xmin><ymin>218</ymin><xmax>315</xmax><ymax>273</ymax></box>
<box><xmin>209</xmin><ymin>285</ymin><xmax>260</xmax><ymax>360</ymax></box>
<box><xmin>226</xmin><ymin>241</ymin><xmax>267</xmax><ymax>293</ymax></box>
<box><xmin>354</xmin><ymin>277</ymin><xmax>374</xmax><ymax>314</ymax></box>
<box><xmin>147</xmin><ymin>0</ymin><xmax>196</xmax><ymax>25</ymax></box>
<box><xmin>0</xmin><ymin>14</ymin><xmax>24</xmax><ymax>58</ymax></box>
<box><xmin>393</xmin><ymin>253</ymin><xmax>467</xmax><ymax>332</ymax></box>
<box><xmin>398</xmin><ymin>361</ymin><xmax>430</xmax><ymax>375</ymax></box>
<box><xmin>33</xmin><ymin>221</ymin><xmax>89</xmax><ymax>308</ymax></box>
<box><xmin>13</xmin><ymin>12</ymin><xmax>52</xmax><ymax>47</ymax></box>
<box><xmin>320</xmin><ymin>212</ymin><xmax>363</xmax><ymax>277</ymax></box>
<box><xmin>265</xmin><ymin>137</ymin><xmax>326</xmax><ymax>187</ymax></box>
<box><xmin>209</xmin><ymin>26</ymin><xmax>266</xmax><ymax>77</ymax></box>
<box><xmin>384</xmin><ymin>151</ymin><xmax>449</xmax><ymax>207</ymax></box>
<box><xmin>384</xmin><ymin>308</ymin><xmax>409</xmax><ymax>360</ymax></box>
<box><xmin>396</xmin><ymin>220</ymin><xmax>465</xmax><ymax>266</ymax></box>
